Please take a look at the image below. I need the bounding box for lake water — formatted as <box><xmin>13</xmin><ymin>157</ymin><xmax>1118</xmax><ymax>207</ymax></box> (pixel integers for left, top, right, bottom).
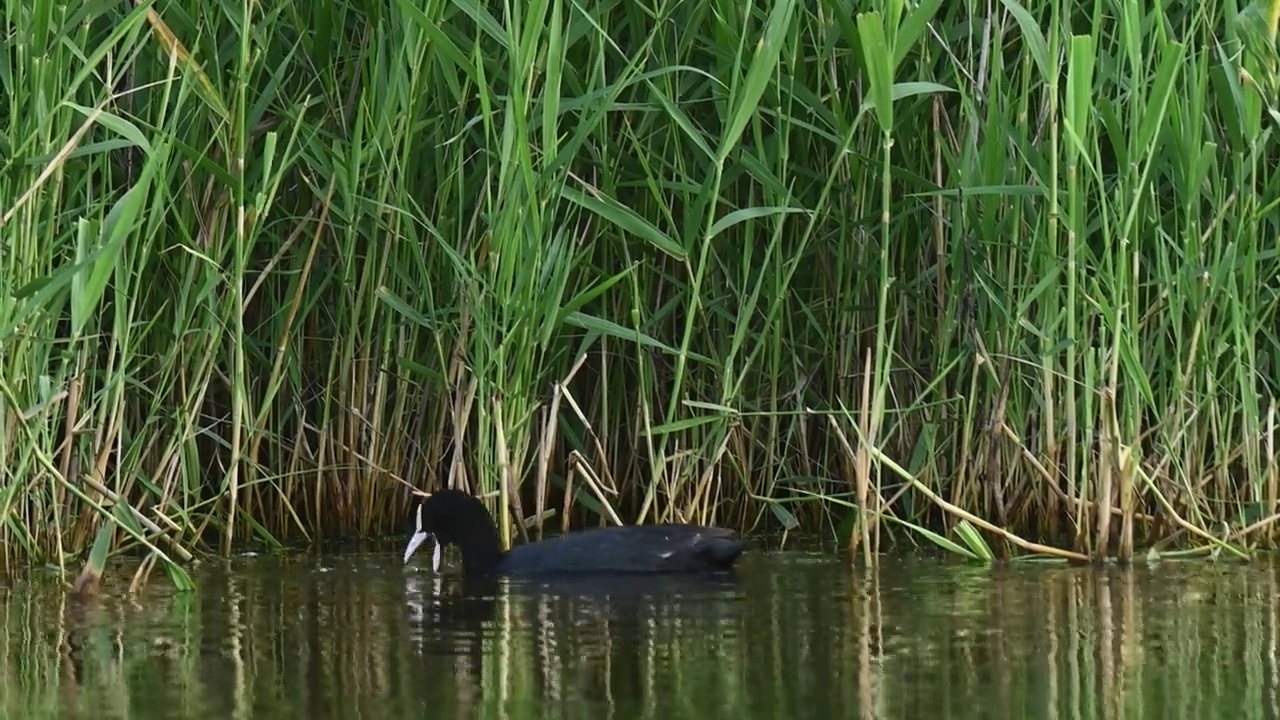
<box><xmin>0</xmin><ymin>548</ymin><xmax>1274</xmax><ymax>719</ymax></box>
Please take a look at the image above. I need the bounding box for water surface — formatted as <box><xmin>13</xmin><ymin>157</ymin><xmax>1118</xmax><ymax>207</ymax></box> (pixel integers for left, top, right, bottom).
<box><xmin>0</xmin><ymin>550</ymin><xmax>1274</xmax><ymax>719</ymax></box>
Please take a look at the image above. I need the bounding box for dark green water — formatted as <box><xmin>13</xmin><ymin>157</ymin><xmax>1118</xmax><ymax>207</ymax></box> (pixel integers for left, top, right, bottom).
<box><xmin>0</xmin><ymin>550</ymin><xmax>1274</xmax><ymax>719</ymax></box>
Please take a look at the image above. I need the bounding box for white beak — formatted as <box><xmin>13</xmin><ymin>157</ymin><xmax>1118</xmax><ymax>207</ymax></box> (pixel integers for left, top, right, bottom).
<box><xmin>403</xmin><ymin>530</ymin><xmax>431</xmax><ymax>565</ymax></box>
<box><xmin>403</xmin><ymin>501</ymin><xmax>443</xmax><ymax>572</ymax></box>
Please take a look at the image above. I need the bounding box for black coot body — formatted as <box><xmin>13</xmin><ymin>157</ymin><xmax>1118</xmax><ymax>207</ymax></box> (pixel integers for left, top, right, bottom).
<box><xmin>403</xmin><ymin>489</ymin><xmax>745</xmax><ymax>576</ymax></box>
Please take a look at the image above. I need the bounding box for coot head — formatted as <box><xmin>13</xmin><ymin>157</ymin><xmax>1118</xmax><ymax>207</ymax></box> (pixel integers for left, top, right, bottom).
<box><xmin>403</xmin><ymin>489</ymin><xmax>504</xmax><ymax>573</ymax></box>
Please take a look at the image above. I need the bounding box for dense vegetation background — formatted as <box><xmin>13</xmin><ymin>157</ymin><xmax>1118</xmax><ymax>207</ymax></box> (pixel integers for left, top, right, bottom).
<box><xmin>3</xmin><ymin>0</ymin><xmax>1280</xmax><ymax>583</ymax></box>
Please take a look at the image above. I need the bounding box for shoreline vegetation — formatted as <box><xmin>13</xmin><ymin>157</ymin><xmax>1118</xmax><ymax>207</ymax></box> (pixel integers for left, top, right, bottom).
<box><xmin>3</xmin><ymin>0</ymin><xmax>1280</xmax><ymax>590</ymax></box>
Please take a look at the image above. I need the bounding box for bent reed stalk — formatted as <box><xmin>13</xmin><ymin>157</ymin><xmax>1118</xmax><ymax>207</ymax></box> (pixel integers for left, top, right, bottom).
<box><xmin>3</xmin><ymin>0</ymin><xmax>1280</xmax><ymax>588</ymax></box>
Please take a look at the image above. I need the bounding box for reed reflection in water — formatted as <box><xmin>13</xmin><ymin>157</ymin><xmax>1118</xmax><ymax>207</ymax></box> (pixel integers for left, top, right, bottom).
<box><xmin>0</xmin><ymin>552</ymin><xmax>1277</xmax><ymax>719</ymax></box>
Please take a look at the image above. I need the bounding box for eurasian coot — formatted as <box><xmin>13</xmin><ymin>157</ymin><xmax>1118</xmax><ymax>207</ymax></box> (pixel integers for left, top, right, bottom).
<box><xmin>402</xmin><ymin>489</ymin><xmax>745</xmax><ymax>575</ymax></box>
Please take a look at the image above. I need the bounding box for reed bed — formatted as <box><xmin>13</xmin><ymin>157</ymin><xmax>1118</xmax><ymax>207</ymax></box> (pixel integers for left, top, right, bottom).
<box><xmin>2</xmin><ymin>0</ymin><xmax>1280</xmax><ymax>585</ymax></box>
